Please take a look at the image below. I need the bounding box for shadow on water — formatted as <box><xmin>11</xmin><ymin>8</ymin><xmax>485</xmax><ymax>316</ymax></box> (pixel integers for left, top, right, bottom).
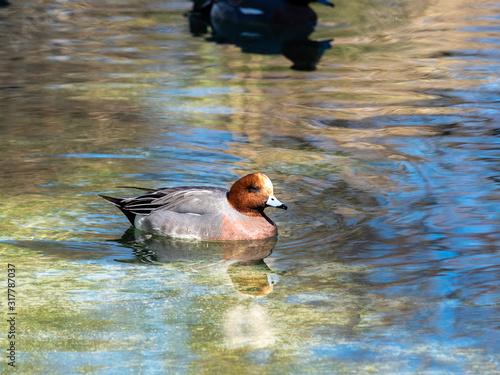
<box><xmin>187</xmin><ymin>0</ymin><xmax>334</xmax><ymax>71</ymax></box>
<box><xmin>115</xmin><ymin>228</ymin><xmax>283</xmax><ymax>296</ymax></box>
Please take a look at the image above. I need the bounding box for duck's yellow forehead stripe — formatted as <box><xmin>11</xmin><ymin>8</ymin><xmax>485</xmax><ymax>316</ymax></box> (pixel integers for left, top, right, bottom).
<box><xmin>258</xmin><ymin>174</ymin><xmax>274</xmax><ymax>195</ymax></box>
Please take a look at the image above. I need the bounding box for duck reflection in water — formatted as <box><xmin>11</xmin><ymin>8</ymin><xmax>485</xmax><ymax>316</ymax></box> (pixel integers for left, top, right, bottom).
<box><xmin>118</xmin><ymin>229</ymin><xmax>283</xmax><ymax>296</ymax></box>
<box><xmin>188</xmin><ymin>0</ymin><xmax>334</xmax><ymax>71</ymax></box>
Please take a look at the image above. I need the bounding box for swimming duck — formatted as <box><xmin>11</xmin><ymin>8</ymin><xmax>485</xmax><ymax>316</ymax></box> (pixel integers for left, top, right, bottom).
<box><xmin>194</xmin><ymin>0</ymin><xmax>334</xmax><ymax>27</ymax></box>
<box><xmin>100</xmin><ymin>173</ymin><xmax>287</xmax><ymax>241</ymax></box>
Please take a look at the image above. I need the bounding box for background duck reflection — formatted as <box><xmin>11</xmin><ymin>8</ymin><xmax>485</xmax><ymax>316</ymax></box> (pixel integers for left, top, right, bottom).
<box><xmin>188</xmin><ymin>0</ymin><xmax>334</xmax><ymax>71</ymax></box>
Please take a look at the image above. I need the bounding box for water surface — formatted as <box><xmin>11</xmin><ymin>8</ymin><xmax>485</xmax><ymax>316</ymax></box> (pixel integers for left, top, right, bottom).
<box><xmin>1</xmin><ymin>0</ymin><xmax>499</xmax><ymax>373</ymax></box>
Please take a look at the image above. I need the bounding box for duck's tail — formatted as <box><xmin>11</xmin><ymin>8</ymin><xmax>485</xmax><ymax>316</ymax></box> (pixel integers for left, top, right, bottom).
<box><xmin>99</xmin><ymin>194</ymin><xmax>123</xmax><ymax>206</ymax></box>
<box><xmin>99</xmin><ymin>194</ymin><xmax>137</xmax><ymax>226</ymax></box>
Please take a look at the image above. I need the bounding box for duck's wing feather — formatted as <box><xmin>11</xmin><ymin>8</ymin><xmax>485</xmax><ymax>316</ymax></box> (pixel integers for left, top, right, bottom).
<box><xmin>117</xmin><ymin>186</ymin><xmax>228</xmax><ymax>217</ymax></box>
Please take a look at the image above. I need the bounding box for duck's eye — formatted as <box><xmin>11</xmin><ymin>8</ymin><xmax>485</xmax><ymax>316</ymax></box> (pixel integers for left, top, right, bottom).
<box><xmin>247</xmin><ymin>185</ymin><xmax>260</xmax><ymax>193</ymax></box>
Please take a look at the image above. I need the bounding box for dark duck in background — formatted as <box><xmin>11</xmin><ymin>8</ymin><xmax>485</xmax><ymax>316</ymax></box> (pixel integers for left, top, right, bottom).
<box><xmin>187</xmin><ymin>0</ymin><xmax>335</xmax><ymax>71</ymax></box>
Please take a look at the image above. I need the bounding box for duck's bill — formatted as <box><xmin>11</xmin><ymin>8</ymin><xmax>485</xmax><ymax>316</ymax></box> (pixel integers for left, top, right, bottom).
<box><xmin>317</xmin><ymin>0</ymin><xmax>334</xmax><ymax>7</ymax></box>
<box><xmin>266</xmin><ymin>195</ymin><xmax>288</xmax><ymax>210</ymax></box>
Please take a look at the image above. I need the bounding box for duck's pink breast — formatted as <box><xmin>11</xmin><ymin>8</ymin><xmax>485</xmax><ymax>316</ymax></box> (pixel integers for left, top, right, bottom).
<box><xmin>219</xmin><ymin>214</ymin><xmax>277</xmax><ymax>240</ymax></box>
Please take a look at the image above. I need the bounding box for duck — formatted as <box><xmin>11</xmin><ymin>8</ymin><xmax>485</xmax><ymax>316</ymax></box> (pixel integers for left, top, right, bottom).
<box><xmin>193</xmin><ymin>0</ymin><xmax>334</xmax><ymax>27</ymax></box>
<box><xmin>100</xmin><ymin>172</ymin><xmax>287</xmax><ymax>241</ymax></box>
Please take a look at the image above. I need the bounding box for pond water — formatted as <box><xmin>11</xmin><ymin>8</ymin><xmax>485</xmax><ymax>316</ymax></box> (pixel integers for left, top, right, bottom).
<box><xmin>1</xmin><ymin>0</ymin><xmax>499</xmax><ymax>373</ymax></box>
